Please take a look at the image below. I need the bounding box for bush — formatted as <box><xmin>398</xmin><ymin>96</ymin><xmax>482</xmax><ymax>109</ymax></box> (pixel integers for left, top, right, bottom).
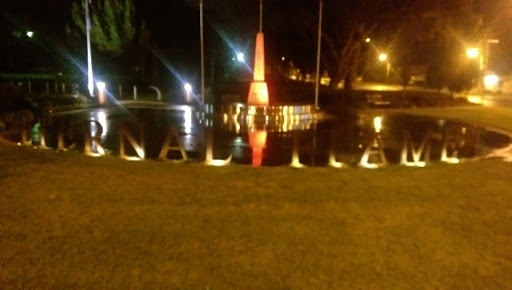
<box><xmin>0</xmin><ymin>84</ymin><xmax>32</xmax><ymax>113</ymax></box>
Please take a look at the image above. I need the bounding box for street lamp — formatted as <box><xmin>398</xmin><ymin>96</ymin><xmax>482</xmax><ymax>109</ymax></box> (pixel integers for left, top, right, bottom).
<box><xmin>314</xmin><ymin>0</ymin><xmax>323</xmax><ymax>110</ymax></box>
<box><xmin>184</xmin><ymin>83</ymin><xmax>192</xmax><ymax>103</ymax></box>
<box><xmin>485</xmin><ymin>39</ymin><xmax>499</xmax><ymax>72</ymax></box>
<box><xmin>236</xmin><ymin>52</ymin><xmax>245</xmax><ymax>63</ymax></box>
<box><xmin>466</xmin><ymin>39</ymin><xmax>499</xmax><ymax>92</ymax></box>
<box><xmin>466</xmin><ymin>47</ymin><xmax>480</xmax><ymax>59</ymax></box>
<box><xmin>96</xmin><ymin>81</ymin><xmax>106</xmax><ymax>105</ymax></box>
<box><xmin>85</xmin><ymin>0</ymin><xmax>94</xmax><ymax>97</ymax></box>
<box><xmin>199</xmin><ymin>0</ymin><xmax>205</xmax><ymax>104</ymax></box>
<box><xmin>378</xmin><ymin>53</ymin><xmax>390</xmax><ymax>83</ymax></box>
<box><xmin>483</xmin><ymin>74</ymin><xmax>500</xmax><ymax>92</ymax></box>
<box><xmin>466</xmin><ymin>47</ymin><xmax>483</xmax><ymax>91</ymax></box>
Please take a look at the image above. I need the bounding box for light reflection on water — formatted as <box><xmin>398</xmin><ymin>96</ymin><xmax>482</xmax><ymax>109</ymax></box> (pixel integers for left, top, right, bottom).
<box><xmin>89</xmin><ymin>109</ymin><xmax>108</xmax><ymax>141</ymax></box>
<box><xmin>27</xmin><ymin>107</ymin><xmax>512</xmax><ymax>167</ymax></box>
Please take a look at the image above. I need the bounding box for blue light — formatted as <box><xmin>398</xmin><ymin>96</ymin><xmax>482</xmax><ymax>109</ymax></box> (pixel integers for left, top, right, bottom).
<box><xmin>236</xmin><ymin>52</ymin><xmax>245</xmax><ymax>63</ymax></box>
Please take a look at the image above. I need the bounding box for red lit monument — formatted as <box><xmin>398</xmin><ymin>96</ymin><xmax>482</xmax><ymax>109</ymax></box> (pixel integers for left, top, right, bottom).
<box><xmin>247</xmin><ymin>1</ymin><xmax>269</xmax><ymax>106</ymax></box>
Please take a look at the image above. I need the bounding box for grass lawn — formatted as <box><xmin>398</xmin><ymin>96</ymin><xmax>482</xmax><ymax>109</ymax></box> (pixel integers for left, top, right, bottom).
<box><xmin>1</xmin><ymin>106</ymin><xmax>512</xmax><ymax>289</ymax></box>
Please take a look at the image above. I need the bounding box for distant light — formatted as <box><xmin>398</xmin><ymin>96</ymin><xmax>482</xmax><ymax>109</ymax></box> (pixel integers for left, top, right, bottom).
<box><xmin>96</xmin><ymin>81</ymin><xmax>105</xmax><ymax>91</ymax></box>
<box><xmin>282</xmin><ymin>56</ymin><xmax>286</xmax><ymax>61</ymax></box>
<box><xmin>184</xmin><ymin>83</ymin><xmax>192</xmax><ymax>93</ymax></box>
<box><xmin>373</xmin><ymin>116</ymin><xmax>382</xmax><ymax>133</ymax></box>
<box><xmin>484</xmin><ymin>74</ymin><xmax>499</xmax><ymax>90</ymax></box>
<box><xmin>90</xmin><ymin>110</ymin><xmax>108</xmax><ymax>139</ymax></box>
<box><xmin>184</xmin><ymin>106</ymin><xmax>192</xmax><ymax>134</ymax></box>
<box><xmin>236</xmin><ymin>52</ymin><xmax>245</xmax><ymax>63</ymax></box>
<box><xmin>365</xmin><ymin>38</ymin><xmax>371</xmax><ymax>43</ymax></box>
<box><xmin>467</xmin><ymin>95</ymin><xmax>484</xmax><ymax>105</ymax></box>
<box><xmin>26</xmin><ymin>31</ymin><xmax>34</xmax><ymax>38</ymax></box>
<box><xmin>378</xmin><ymin>53</ymin><xmax>388</xmax><ymax>62</ymax></box>
<box><xmin>466</xmin><ymin>48</ymin><xmax>480</xmax><ymax>59</ymax></box>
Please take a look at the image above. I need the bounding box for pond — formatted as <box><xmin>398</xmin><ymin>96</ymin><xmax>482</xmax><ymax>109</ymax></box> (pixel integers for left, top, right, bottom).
<box><xmin>8</xmin><ymin>105</ymin><xmax>512</xmax><ymax>168</ymax></box>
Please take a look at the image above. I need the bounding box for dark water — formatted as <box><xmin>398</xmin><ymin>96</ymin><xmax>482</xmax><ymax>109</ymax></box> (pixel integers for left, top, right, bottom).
<box><xmin>16</xmin><ymin>106</ymin><xmax>512</xmax><ymax>167</ymax></box>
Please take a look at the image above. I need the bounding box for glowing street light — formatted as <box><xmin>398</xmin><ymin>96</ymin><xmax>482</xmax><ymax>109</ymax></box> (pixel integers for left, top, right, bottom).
<box><xmin>96</xmin><ymin>81</ymin><xmax>106</xmax><ymax>105</ymax></box>
<box><xmin>378</xmin><ymin>53</ymin><xmax>390</xmax><ymax>83</ymax></box>
<box><xmin>484</xmin><ymin>74</ymin><xmax>500</xmax><ymax>92</ymax></box>
<box><xmin>236</xmin><ymin>52</ymin><xmax>245</xmax><ymax>63</ymax></box>
<box><xmin>26</xmin><ymin>31</ymin><xmax>34</xmax><ymax>38</ymax></box>
<box><xmin>466</xmin><ymin>40</ymin><xmax>499</xmax><ymax>92</ymax></box>
<box><xmin>96</xmin><ymin>81</ymin><xmax>105</xmax><ymax>90</ymax></box>
<box><xmin>466</xmin><ymin>47</ymin><xmax>483</xmax><ymax>91</ymax></box>
<box><xmin>466</xmin><ymin>47</ymin><xmax>480</xmax><ymax>59</ymax></box>
<box><xmin>184</xmin><ymin>83</ymin><xmax>192</xmax><ymax>93</ymax></box>
<box><xmin>184</xmin><ymin>83</ymin><xmax>192</xmax><ymax>103</ymax></box>
<box><xmin>373</xmin><ymin>116</ymin><xmax>383</xmax><ymax>133</ymax></box>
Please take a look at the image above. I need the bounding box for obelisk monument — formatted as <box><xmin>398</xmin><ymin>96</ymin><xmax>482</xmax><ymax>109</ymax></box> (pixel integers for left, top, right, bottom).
<box><xmin>247</xmin><ymin>0</ymin><xmax>269</xmax><ymax>106</ymax></box>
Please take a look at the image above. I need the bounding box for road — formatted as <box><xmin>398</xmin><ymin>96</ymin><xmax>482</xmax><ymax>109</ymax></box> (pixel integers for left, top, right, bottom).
<box><xmin>353</xmin><ymin>82</ymin><xmax>512</xmax><ymax>107</ymax></box>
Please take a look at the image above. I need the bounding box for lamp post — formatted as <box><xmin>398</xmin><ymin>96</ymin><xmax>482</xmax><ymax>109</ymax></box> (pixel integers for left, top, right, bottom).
<box><xmin>314</xmin><ymin>0</ymin><xmax>323</xmax><ymax>110</ymax></box>
<box><xmin>467</xmin><ymin>39</ymin><xmax>499</xmax><ymax>92</ymax></box>
<box><xmin>199</xmin><ymin>0</ymin><xmax>205</xmax><ymax>104</ymax></box>
<box><xmin>378</xmin><ymin>53</ymin><xmax>390</xmax><ymax>83</ymax></box>
<box><xmin>85</xmin><ymin>0</ymin><xmax>94</xmax><ymax>97</ymax></box>
<box><xmin>466</xmin><ymin>47</ymin><xmax>482</xmax><ymax>91</ymax></box>
<box><xmin>96</xmin><ymin>81</ymin><xmax>106</xmax><ymax>105</ymax></box>
<box><xmin>485</xmin><ymin>39</ymin><xmax>499</xmax><ymax>72</ymax></box>
<box><xmin>184</xmin><ymin>83</ymin><xmax>192</xmax><ymax>103</ymax></box>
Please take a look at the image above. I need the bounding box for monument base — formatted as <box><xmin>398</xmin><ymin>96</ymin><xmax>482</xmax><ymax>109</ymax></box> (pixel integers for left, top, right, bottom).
<box><xmin>247</xmin><ymin>81</ymin><xmax>269</xmax><ymax>106</ymax></box>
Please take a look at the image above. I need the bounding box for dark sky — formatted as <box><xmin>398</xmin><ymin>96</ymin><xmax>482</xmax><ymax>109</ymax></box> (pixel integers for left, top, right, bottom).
<box><xmin>2</xmin><ymin>0</ymin><xmax>511</xmax><ymax>77</ymax></box>
<box><xmin>0</xmin><ymin>0</ymin><xmax>201</xmax><ymax>47</ymax></box>
<box><xmin>0</xmin><ymin>1</ymin><xmax>228</xmax><ymax>86</ymax></box>
<box><xmin>0</xmin><ymin>0</ymin><xmax>303</xmax><ymax>56</ymax></box>
<box><xmin>0</xmin><ymin>0</ymin><xmax>271</xmax><ymax>70</ymax></box>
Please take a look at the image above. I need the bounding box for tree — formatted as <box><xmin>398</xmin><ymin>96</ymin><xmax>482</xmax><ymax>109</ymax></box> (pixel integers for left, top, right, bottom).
<box><xmin>67</xmin><ymin>0</ymin><xmax>158</xmax><ymax>83</ymax></box>
<box><xmin>264</xmin><ymin>0</ymin><xmax>421</xmax><ymax>90</ymax></box>
<box><xmin>395</xmin><ymin>0</ymin><xmax>484</xmax><ymax>91</ymax></box>
<box><xmin>321</xmin><ymin>0</ymin><xmax>426</xmax><ymax>90</ymax></box>
<box><xmin>68</xmin><ymin>0</ymin><xmax>136</xmax><ymax>56</ymax></box>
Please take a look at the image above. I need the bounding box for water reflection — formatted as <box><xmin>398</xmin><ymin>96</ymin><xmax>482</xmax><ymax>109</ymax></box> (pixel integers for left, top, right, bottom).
<box><xmin>89</xmin><ymin>109</ymin><xmax>108</xmax><ymax>141</ymax></box>
<box><xmin>249</xmin><ymin>130</ymin><xmax>267</xmax><ymax>166</ymax></box>
<box><xmin>9</xmin><ymin>106</ymin><xmax>512</xmax><ymax>168</ymax></box>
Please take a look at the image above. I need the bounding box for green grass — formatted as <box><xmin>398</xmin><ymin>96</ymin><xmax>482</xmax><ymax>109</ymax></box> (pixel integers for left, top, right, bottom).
<box><xmin>1</xmin><ymin>106</ymin><xmax>512</xmax><ymax>289</ymax></box>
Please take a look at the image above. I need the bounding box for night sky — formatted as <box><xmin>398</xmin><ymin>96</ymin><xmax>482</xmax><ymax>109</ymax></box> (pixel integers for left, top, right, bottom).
<box><xmin>0</xmin><ymin>0</ymin><xmax>285</xmax><ymax>58</ymax></box>
<box><xmin>2</xmin><ymin>0</ymin><xmax>512</xmax><ymax>85</ymax></box>
<box><xmin>1</xmin><ymin>0</ymin><xmax>208</xmax><ymax>54</ymax></box>
<box><xmin>0</xmin><ymin>0</ymin><xmax>305</xmax><ymax>87</ymax></box>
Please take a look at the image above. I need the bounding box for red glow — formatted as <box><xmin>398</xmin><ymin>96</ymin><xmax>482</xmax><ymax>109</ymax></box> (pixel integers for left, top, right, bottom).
<box><xmin>249</xmin><ymin>130</ymin><xmax>267</xmax><ymax>166</ymax></box>
<box><xmin>247</xmin><ymin>81</ymin><xmax>269</xmax><ymax>106</ymax></box>
<box><xmin>253</xmin><ymin>33</ymin><xmax>265</xmax><ymax>81</ymax></box>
